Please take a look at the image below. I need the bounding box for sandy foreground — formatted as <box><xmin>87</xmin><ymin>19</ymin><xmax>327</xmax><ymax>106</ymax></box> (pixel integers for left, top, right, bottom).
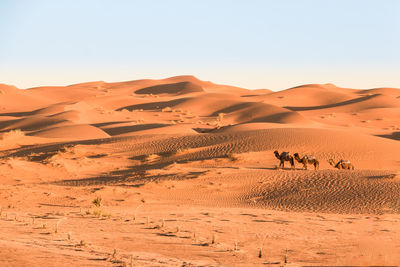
<box><xmin>0</xmin><ymin>76</ymin><xmax>400</xmax><ymax>266</ymax></box>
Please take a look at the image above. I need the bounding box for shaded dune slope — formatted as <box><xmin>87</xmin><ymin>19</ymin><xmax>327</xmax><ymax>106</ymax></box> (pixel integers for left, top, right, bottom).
<box><xmin>135</xmin><ymin>81</ymin><xmax>204</xmax><ymax>95</ymax></box>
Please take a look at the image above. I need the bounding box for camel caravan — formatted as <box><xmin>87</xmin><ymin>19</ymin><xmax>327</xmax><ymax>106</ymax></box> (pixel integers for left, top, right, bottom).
<box><xmin>273</xmin><ymin>150</ymin><xmax>354</xmax><ymax>170</ymax></box>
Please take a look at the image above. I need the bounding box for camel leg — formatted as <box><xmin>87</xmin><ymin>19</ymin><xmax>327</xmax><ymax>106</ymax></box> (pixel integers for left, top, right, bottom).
<box><xmin>303</xmin><ymin>163</ymin><xmax>307</xmax><ymax>170</ymax></box>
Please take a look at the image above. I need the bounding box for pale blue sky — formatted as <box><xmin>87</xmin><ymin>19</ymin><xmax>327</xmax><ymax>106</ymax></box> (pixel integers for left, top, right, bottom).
<box><xmin>0</xmin><ymin>0</ymin><xmax>399</xmax><ymax>90</ymax></box>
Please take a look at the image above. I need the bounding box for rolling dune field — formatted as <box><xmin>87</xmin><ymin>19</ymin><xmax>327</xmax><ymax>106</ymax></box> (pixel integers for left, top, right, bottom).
<box><xmin>1</xmin><ymin>76</ymin><xmax>400</xmax><ymax>266</ymax></box>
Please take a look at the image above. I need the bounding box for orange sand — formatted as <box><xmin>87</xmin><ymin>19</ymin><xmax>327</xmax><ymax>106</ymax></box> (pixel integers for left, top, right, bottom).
<box><xmin>1</xmin><ymin>76</ymin><xmax>400</xmax><ymax>266</ymax></box>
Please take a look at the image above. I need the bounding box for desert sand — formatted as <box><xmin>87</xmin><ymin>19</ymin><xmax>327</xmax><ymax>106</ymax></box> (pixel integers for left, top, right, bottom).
<box><xmin>1</xmin><ymin>75</ymin><xmax>400</xmax><ymax>266</ymax></box>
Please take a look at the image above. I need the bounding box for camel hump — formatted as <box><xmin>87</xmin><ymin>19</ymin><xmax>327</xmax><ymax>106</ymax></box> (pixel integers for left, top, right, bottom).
<box><xmin>340</xmin><ymin>160</ymin><xmax>351</xmax><ymax>164</ymax></box>
<box><xmin>305</xmin><ymin>155</ymin><xmax>316</xmax><ymax>160</ymax></box>
<box><xmin>281</xmin><ymin>152</ymin><xmax>291</xmax><ymax>157</ymax></box>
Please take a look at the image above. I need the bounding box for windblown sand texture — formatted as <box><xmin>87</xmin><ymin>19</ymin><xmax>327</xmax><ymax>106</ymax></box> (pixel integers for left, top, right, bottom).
<box><xmin>1</xmin><ymin>76</ymin><xmax>400</xmax><ymax>266</ymax></box>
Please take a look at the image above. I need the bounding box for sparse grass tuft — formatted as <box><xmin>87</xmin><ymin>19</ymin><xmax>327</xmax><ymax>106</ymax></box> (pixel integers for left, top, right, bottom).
<box><xmin>92</xmin><ymin>208</ymin><xmax>111</xmax><ymax>218</ymax></box>
<box><xmin>92</xmin><ymin>196</ymin><xmax>102</xmax><ymax>207</ymax></box>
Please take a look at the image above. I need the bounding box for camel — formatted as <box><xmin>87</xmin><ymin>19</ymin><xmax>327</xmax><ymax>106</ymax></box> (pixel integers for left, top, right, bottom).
<box><xmin>294</xmin><ymin>153</ymin><xmax>319</xmax><ymax>170</ymax></box>
<box><xmin>328</xmin><ymin>159</ymin><xmax>354</xmax><ymax>170</ymax></box>
<box><xmin>274</xmin><ymin>150</ymin><xmax>295</xmax><ymax>170</ymax></box>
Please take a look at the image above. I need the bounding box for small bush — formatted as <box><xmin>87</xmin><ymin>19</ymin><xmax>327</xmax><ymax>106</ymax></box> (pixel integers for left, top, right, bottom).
<box><xmin>92</xmin><ymin>196</ymin><xmax>102</xmax><ymax>207</ymax></box>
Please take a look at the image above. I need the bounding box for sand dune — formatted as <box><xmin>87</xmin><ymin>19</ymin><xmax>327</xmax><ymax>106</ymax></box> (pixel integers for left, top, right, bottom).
<box><xmin>30</xmin><ymin>124</ymin><xmax>110</xmax><ymax>139</ymax></box>
<box><xmin>1</xmin><ymin>76</ymin><xmax>400</xmax><ymax>266</ymax></box>
<box><xmin>255</xmin><ymin>83</ymin><xmax>356</xmax><ymax>107</ymax></box>
<box><xmin>135</xmin><ymin>81</ymin><xmax>204</xmax><ymax>95</ymax></box>
<box><xmin>0</xmin><ymin>84</ymin><xmax>52</xmax><ymax>112</ymax></box>
<box><xmin>217</xmin><ymin>102</ymin><xmax>311</xmax><ymax>124</ymax></box>
<box><xmin>360</xmin><ymin>87</ymin><xmax>400</xmax><ymax>97</ymax></box>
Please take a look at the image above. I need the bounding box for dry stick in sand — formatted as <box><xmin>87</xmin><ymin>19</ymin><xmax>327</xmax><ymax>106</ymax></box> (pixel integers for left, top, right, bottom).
<box><xmin>133</xmin><ymin>199</ymin><xmax>145</xmax><ymax>222</ymax></box>
<box><xmin>284</xmin><ymin>248</ymin><xmax>289</xmax><ymax>263</ymax></box>
<box><xmin>112</xmin><ymin>248</ymin><xmax>117</xmax><ymax>259</ymax></box>
<box><xmin>256</xmin><ymin>233</ymin><xmax>268</xmax><ymax>258</ymax></box>
<box><xmin>211</xmin><ymin>233</ymin><xmax>217</xmax><ymax>245</ymax></box>
<box><xmin>55</xmin><ymin>217</ymin><xmax>67</xmax><ymax>233</ymax></box>
<box><xmin>193</xmin><ymin>229</ymin><xmax>197</xmax><ymax>242</ymax></box>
